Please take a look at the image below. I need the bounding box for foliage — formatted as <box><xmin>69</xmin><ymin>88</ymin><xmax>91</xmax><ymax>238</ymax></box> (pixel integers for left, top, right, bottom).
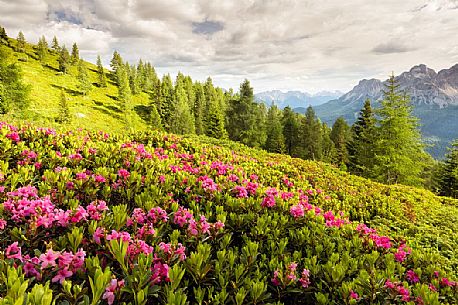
<box><xmin>56</xmin><ymin>90</ymin><xmax>71</xmax><ymax>124</ymax></box>
<box><xmin>58</xmin><ymin>46</ymin><xmax>71</xmax><ymax>74</ymax></box>
<box><xmin>439</xmin><ymin>141</ymin><xmax>458</xmax><ymax>198</ymax></box>
<box><xmin>0</xmin><ymin>122</ymin><xmax>456</xmax><ymax>305</ymax></box>
<box><xmin>77</xmin><ymin>60</ymin><xmax>92</xmax><ymax>96</ymax></box>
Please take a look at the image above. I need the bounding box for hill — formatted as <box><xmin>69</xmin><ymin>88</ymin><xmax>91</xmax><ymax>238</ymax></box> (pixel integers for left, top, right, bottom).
<box><xmin>1</xmin><ymin>36</ymin><xmax>151</xmax><ymax>132</ymax></box>
<box><xmin>311</xmin><ymin>64</ymin><xmax>458</xmax><ymax>158</ymax></box>
<box><xmin>0</xmin><ymin>122</ymin><xmax>456</xmax><ymax>304</ymax></box>
<box><xmin>255</xmin><ymin>90</ymin><xmax>343</xmax><ymax>109</ymax></box>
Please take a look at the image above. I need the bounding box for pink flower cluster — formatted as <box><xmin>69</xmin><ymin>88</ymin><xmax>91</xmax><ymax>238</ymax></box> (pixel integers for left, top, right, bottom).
<box><xmin>173</xmin><ymin>206</ymin><xmax>224</xmax><ymax>236</ymax></box>
<box><xmin>103</xmin><ymin>278</ymin><xmax>125</xmax><ymax>305</ymax></box>
<box><xmin>197</xmin><ymin>175</ymin><xmax>218</xmax><ymax>192</ymax></box>
<box><xmin>356</xmin><ymin>224</ymin><xmax>391</xmax><ymax>249</ymax></box>
<box><xmin>6</xmin><ymin>242</ymin><xmax>85</xmax><ymax>284</ymax></box>
<box><xmin>271</xmin><ymin>262</ymin><xmax>311</xmax><ymax>289</ymax></box>
<box><xmin>394</xmin><ymin>244</ymin><xmax>412</xmax><ymax>263</ymax></box>
<box><xmin>261</xmin><ymin>188</ymin><xmax>278</xmax><ymax>208</ymax></box>
<box><xmin>385</xmin><ymin>279</ymin><xmax>411</xmax><ymax>302</ymax></box>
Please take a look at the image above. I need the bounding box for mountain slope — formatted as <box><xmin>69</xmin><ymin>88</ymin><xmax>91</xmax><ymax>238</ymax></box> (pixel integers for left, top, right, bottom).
<box><xmin>312</xmin><ymin>64</ymin><xmax>458</xmax><ymax>158</ymax></box>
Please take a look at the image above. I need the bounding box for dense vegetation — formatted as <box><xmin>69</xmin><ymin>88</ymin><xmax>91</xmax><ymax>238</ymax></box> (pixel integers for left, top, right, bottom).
<box><xmin>0</xmin><ymin>122</ymin><xmax>457</xmax><ymax>305</ymax></box>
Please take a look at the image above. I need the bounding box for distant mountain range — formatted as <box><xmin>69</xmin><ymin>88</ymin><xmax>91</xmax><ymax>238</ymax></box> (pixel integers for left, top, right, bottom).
<box><xmin>255</xmin><ymin>90</ymin><xmax>343</xmax><ymax>109</ymax></box>
<box><xmin>306</xmin><ymin>64</ymin><xmax>458</xmax><ymax>158</ymax></box>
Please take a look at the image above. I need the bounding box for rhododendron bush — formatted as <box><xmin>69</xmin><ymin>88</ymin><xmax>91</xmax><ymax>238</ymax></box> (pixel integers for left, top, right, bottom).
<box><xmin>0</xmin><ymin>122</ymin><xmax>456</xmax><ymax>304</ymax></box>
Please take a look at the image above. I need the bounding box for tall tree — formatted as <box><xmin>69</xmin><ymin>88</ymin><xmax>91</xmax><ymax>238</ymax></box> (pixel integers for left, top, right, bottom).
<box><xmin>0</xmin><ymin>26</ymin><xmax>7</xmax><ymax>42</ymax></box>
<box><xmin>206</xmin><ymin>98</ymin><xmax>227</xmax><ymax>139</ymax></box>
<box><xmin>16</xmin><ymin>31</ymin><xmax>26</xmax><ymax>52</ymax></box>
<box><xmin>110</xmin><ymin>51</ymin><xmax>123</xmax><ymax>77</ymax></box>
<box><xmin>330</xmin><ymin>117</ymin><xmax>351</xmax><ymax>168</ymax></box>
<box><xmin>0</xmin><ymin>46</ymin><xmax>30</xmax><ymax>113</ymax></box>
<box><xmin>265</xmin><ymin>104</ymin><xmax>285</xmax><ymax>153</ymax></box>
<box><xmin>300</xmin><ymin>106</ymin><xmax>322</xmax><ymax>160</ymax></box>
<box><xmin>96</xmin><ymin>55</ymin><xmax>107</xmax><ymax>87</ymax></box>
<box><xmin>439</xmin><ymin>141</ymin><xmax>458</xmax><ymax>198</ymax></box>
<box><xmin>171</xmin><ymin>85</ymin><xmax>195</xmax><ymax>135</ymax></box>
<box><xmin>77</xmin><ymin>60</ymin><xmax>91</xmax><ymax>95</ymax></box>
<box><xmin>373</xmin><ymin>75</ymin><xmax>427</xmax><ymax>186</ymax></box>
<box><xmin>321</xmin><ymin>122</ymin><xmax>337</xmax><ymax>163</ymax></box>
<box><xmin>347</xmin><ymin>99</ymin><xmax>377</xmax><ymax>177</ymax></box>
<box><xmin>58</xmin><ymin>46</ymin><xmax>70</xmax><ymax>73</ymax></box>
<box><xmin>71</xmin><ymin>42</ymin><xmax>79</xmax><ymax>64</ymax></box>
<box><xmin>282</xmin><ymin>106</ymin><xmax>299</xmax><ymax>156</ymax></box>
<box><xmin>193</xmin><ymin>82</ymin><xmax>205</xmax><ymax>135</ymax></box>
<box><xmin>128</xmin><ymin>63</ymin><xmax>140</xmax><ymax>95</ymax></box>
<box><xmin>56</xmin><ymin>90</ymin><xmax>71</xmax><ymax>124</ymax></box>
<box><xmin>149</xmin><ymin>103</ymin><xmax>163</xmax><ymax>130</ymax></box>
<box><xmin>117</xmin><ymin>65</ymin><xmax>131</xmax><ymax>127</ymax></box>
<box><xmin>37</xmin><ymin>36</ymin><xmax>48</xmax><ymax>62</ymax></box>
<box><xmin>158</xmin><ymin>74</ymin><xmax>175</xmax><ymax>130</ymax></box>
<box><xmin>51</xmin><ymin>36</ymin><xmax>60</xmax><ymax>53</ymax></box>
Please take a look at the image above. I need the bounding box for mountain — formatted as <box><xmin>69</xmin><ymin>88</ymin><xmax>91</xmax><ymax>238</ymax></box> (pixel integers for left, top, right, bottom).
<box><xmin>255</xmin><ymin>90</ymin><xmax>343</xmax><ymax>109</ymax></box>
<box><xmin>311</xmin><ymin>64</ymin><xmax>458</xmax><ymax>158</ymax></box>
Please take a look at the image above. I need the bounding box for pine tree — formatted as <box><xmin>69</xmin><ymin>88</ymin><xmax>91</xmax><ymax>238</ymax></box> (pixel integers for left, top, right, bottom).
<box><xmin>373</xmin><ymin>74</ymin><xmax>427</xmax><ymax>186</ymax></box>
<box><xmin>171</xmin><ymin>85</ymin><xmax>195</xmax><ymax>135</ymax></box>
<box><xmin>117</xmin><ymin>65</ymin><xmax>131</xmax><ymax>110</ymax></box>
<box><xmin>128</xmin><ymin>64</ymin><xmax>140</xmax><ymax>95</ymax></box>
<box><xmin>206</xmin><ymin>98</ymin><xmax>227</xmax><ymax>139</ymax></box>
<box><xmin>16</xmin><ymin>31</ymin><xmax>26</xmax><ymax>52</ymax></box>
<box><xmin>439</xmin><ymin>141</ymin><xmax>458</xmax><ymax>198</ymax></box>
<box><xmin>71</xmin><ymin>42</ymin><xmax>79</xmax><ymax>64</ymax></box>
<box><xmin>51</xmin><ymin>36</ymin><xmax>60</xmax><ymax>53</ymax></box>
<box><xmin>110</xmin><ymin>51</ymin><xmax>123</xmax><ymax>79</ymax></box>
<box><xmin>0</xmin><ymin>26</ymin><xmax>7</xmax><ymax>42</ymax></box>
<box><xmin>149</xmin><ymin>103</ymin><xmax>163</xmax><ymax>130</ymax></box>
<box><xmin>330</xmin><ymin>117</ymin><xmax>351</xmax><ymax>167</ymax></box>
<box><xmin>282</xmin><ymin>106</ymin><xmax>299</xmax><ymax>156</ymax></box>
<box><xmin>300</xmin><ymin>106</ymin><xmax>322</xmax><ymax>160</ymax></box>
<box><xmin>321</xmin><ymin>123</ymin><xmax>337</xmax><ymax>163</ymax></box>
<box><xmin>77</xmin><ymin>60</ymin><xmax>91</xmax><ymax>95</ymax></box>
<box><xmin>203</xmin><ymin>77</ymin><xmax>217</xmax><ymax>127</ymax></box>
<box><xmin>348</xmin><ymin>99</ymin><xmax>377</xmax><ymax>177</ymax></box>
<box><xmin>158</xmin><ymin>74</ymin><xmax>175</xmax><ymax>130</ymax></box>
<box><xmin>0</xmin><ymin>46</ymin><xmax>30</xmax><ymax>114</ymax></box>
<box><xmin>58</xmin><ymin>46</ymin><xmax>70</xmax><ymax>73</ymax></box>
<box><xmin>56</xmin><ymin>90</ymin><xmax>71</xmax><ymax>124</ymax></box>
<box><xmin>96</xmin><ymin>55</ymin><xmax>107</xmax><ymax>87</ymax></box>
<box><xmin>193</xmin><ymin>82</ymin><xmax>205</xmax><ymax>135</ymax></box>
<box><xmin>37</xmin><ymin>36</ymin><xmax>48</xmax><ymax>62</ymax></box>
<box><xmin>265</xmin><ymin>104</ymin><xmax>285</xmax><ymax>153</ymax></box>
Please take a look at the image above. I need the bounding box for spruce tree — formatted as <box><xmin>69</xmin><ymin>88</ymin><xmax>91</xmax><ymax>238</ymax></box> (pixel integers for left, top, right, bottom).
<box><xmin>373</xmin><ymin>75</ymin><xmax>427</xmax><ymax>186</ymax></box>
<box><xmin>265</xmin><ymin>104</ymin><xmax>285</xmax><ymax>153</ymax></box>
<box><xmin>206</xmin><ymin>98</ymin><xmax>227</xmax><ymax>139</ymax></box>
<box><xmin>16</xmin><ymin>31</ymin><xmax>26</xmax><ymax>52</ymax></box>
<box><xmin>171</xmin><ymin>85</ymin><xmax>195</xmax><ymax>135</ymax></box>
<box><xmin>51</xmin><ymin>36</ymin><xmax>60</xmax><ymax>52</ymax></box>
<box><xmin>77</xmin><ymin>60</ymin><xmax>91</xmax><ymax>95</ymax></box>
<box><xmin>110</xmin><ymin>51</ymin><xmax>123</xmax><ymax>80</ymax></box>
<box><xmin>330</xmin><ymin>117</ymin><xmax>351</xmax><ymax>167</ymax></box>
<box><xmin>149</xmin><ymin>103</ymin><xmax>163</xmax><ymax>130</ymax></box>
<box><xmin>56</xmin><ymin>90</ymin><xmax>71</xmax><ymax>124</ymax></box>
<box><xmin>58</xmin><ymin>46</ymin><xmax>70</xmax><ymax>73</ymax></box>
<box><xmin>439</xmin><ymin>141</ymin><xmax>458</xmax><ymax>198</ymax></box>
<box><xmin>321</xmin><ymin>123</ymin><xmax>337</xmax><ymax>163</ymax></box>
<box><xmin>117</xmin><ymin>65</ymin><xmax>131</xmax><ymax>110</ymax></box>
<box><xmin>159</xmin><ymin>74</ymin><xmax>175</xmax><ymax>130</ymax></box>
<box><xmin>0</xmin><ymin>46</ymin><xmax>30</xmax><ymax>113</ymax></box>
<box><xmin>348</xmin><ymin>99</ymin><xmax>377</xmax><ymax>177</ymax></box>
<box><xmin>193</xmin><ymin>82</ymin><xmax>205</xmax><ymax>135</ymax></box>
<box><xmin>71</xmin><ymin>42</ymin><xmax>79</xmax><ymax>64</ymax></box>
<box><xmin>37</xmin><ymin>36</ymin><xmax>48</xmax><ymax>62</ymax></box>
<box><xmin>0</xmin><ymin>26</ymin><xmax>7</xmax><ymax>42</ymax></box>
<box><xmin>128</xmin><ymin>63</ymin><xmax>140</xmax><ymax>95</ymax></box>
<box><xmin>96</xmin><ymin>55</ymin><xmax>107</xmax><ymax>87</ymax></box>
<box><xmin>282</xmin><ymin>106</ymin><xmax>299</xmax><ymax>156</ymax></box>
<box><xmin>300</xmin><ymin>106</ymin><xmax>322</xmax><ymax>160</ymax></box>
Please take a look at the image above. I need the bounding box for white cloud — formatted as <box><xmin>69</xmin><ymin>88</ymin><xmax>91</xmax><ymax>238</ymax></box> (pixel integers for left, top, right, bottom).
<box><xmin>0</xmin><ymin>0</ymin><xmax>457</xmax><ymax>93</ymax></box>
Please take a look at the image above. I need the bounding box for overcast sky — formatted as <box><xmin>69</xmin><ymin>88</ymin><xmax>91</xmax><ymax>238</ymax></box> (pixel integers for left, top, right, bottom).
<box><xmin>1</xmin><ymin>0</ymin><xmax>457</xmax><ymax>93</ymax></box>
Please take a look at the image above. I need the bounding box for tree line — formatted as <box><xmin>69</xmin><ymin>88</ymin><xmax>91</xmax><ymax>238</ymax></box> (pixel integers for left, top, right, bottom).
<box><xmin>2</xmin><ymin>27</ymin><xmax>458</xmax><ymax>197</ymax></box>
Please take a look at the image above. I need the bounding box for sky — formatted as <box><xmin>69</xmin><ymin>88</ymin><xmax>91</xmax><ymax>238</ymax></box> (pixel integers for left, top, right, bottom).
<box><xmin>1</xmin><ymin>0</ymin><xmax>457</xmax><ymax>94</ymax></box>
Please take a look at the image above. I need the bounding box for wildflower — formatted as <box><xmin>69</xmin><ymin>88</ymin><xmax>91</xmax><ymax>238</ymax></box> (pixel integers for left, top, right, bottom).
<box><xmin>406</xmin><ymin>270</ymin><xmax>419</xmax><ymax>283</ymax></box>
<box><xmin>117</xmin><ymin>169</ymin><xmax>130</xmax><ymax>179</ymax></box>
<box><xmin>52</xmin><ymin>268</ymin><xmax>73</xmax><ymax>284</ymax></box>
<box><xmin>6</xmin><ymin>242</ymin><xmax>22</xmax><ymax>260</ymax></box>
<box><xmin>349</xmin><ymin>290</ymin><xmax>359</xmax><ymax>300</ymax></box>
<box><xmin>299</xmin><ymin>269</ymin><xmax>311</xmax><ymax>288</ymax></box>
<box><xmin>39</xmin><ymin>249</ymin><xmax>59</xmax><ymax>268</ymax></box>
<box><xmin>290</xmin><ymin>204</ymin><xmax>304</xmax><ymax>218</ymax></box>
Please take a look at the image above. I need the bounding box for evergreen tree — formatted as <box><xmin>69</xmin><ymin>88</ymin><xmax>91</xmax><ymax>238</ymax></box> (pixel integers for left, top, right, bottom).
<box><xmin>206</xmin><ymin>98</ymin><xmax>227</xmax><ymax>139</ymax></box>
<box><xmin>265</xmin><ymin>104</ymin><xmax>285</xmax><ymax>153</ymax></box>
<box><xmin>300</xmin><ymin>106</ymin><xmax>322</xmax><ymax>160</ymax></box>
<box><xmin>16</xmin><ymin>31</ymin><xmax>26</xmax><ymax>52</ymax></box>
<box><xmin>171</xmin><ymin>85</ymin><xmax>195</xmax><ymax>135</ymax></box>
<box><xmin>0</xmin><ymin>46</ymin><xmax>30</xmax><ymax>113</ymax></box>
<box><xmin>373</xmin><ymin>75</ymin><xmax>427</xmax><ymax>186</ymax></box>
<box><xmin>117</xmin><ymin>65</ymin><xmax>131</xmax><ymax>110</ymax></box>
<box><xmin>37</xmin><ymin>36</ymin><xmax>48</xmax><ymax>62</ymax></box>
<box><xmin>282</xmin><ymin>106</ymin><xmax>299</xmax><ymax>156</ymax></box>
<box><xmin>321</xmin><ymin>123</ymin><xmax>337</xmax><ymax>163</ymax></box>
<box><xmin>110</xmin><ymin>51</ymin><xmax>123</xmax><ymax>80</ymax></box>
<box><xmin>438</xmin><ymin>144</ymin><xmax>458</xmax><ymax>198</ymax></box>
<box><xmin>158</xmin><ymin>74</ymin><xmax>175</xmax><ymax>130</ymax></box>
<box><xmin>330</xmin><ymin>117</ymin><xmax>351</xmax><ymax>167</ymax></box>
<box><xmin>58</xmin><ymin>46</ymin><xmax>70</xmax><ymax>73</ymax></box>
<box><xmin>0</xmin><ymin>26</ymin><xmax>7</xmax><ymax>42</ymax></box>
<box><xmin>348</xmin><ymin>99</ymin><xmax>377</xmax><ymax>177</ymax></box>
<box><xmin>248</xmin><ymin>103</ymin><xmax>267</xmax><ymax>148</ymax></box>
<box><xmin>128</xmin><ymin>63</ymin><xmax>140</xmax><ymax>95</ymax></box>
<box><xmin>77</xmin><ymin>60</ymin><xmax>91</xmax><ymax>95</ymax></box>
<box><xmin>71</xmin><ymin>42</ymin><xmax>79</xmax><ymax>64</ymax></box>
<box><xmin>149</xmin><ymin>103</ymin><xmax>163</xmax><ymax>130</ymax></box>
<box><xmin>96</xmin><ymin>55</ymin><xmax>107</xmax><ymax>87</ymax></box>
<box><xmin>51</xmin><ymin>36</ymin><xmax>60</xmax><ymax>53</ymax></box>
<box><xmin>56</xmin><ymin>90</ymin><xmax>71</xmax><ymax>124</ymax></box>
<box><xmin>203</xmin><ymin>77</ymin><xmax>217</xmax><ymax>127</ymax></box>
<box><xmin>193</xmin><ymin>82</ymin><xmax>205</xmax><ymax>135</ymax></box>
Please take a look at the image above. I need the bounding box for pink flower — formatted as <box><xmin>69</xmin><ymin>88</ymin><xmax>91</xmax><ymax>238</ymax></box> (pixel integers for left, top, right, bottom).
<box><xmin>384</xmin><ymin>279</ymin><xmax>395</xmax><ymax>289</ymax></box>
<box><xmin>233</xmin><ymin>186</ymin><xmax>248</xmax><ymax>198</ymax></box>
<box><xmin>93</xmin><ymin>227</ymin><xmax>105</xmax><ymax>244</ymax></box>
<box><xmin>93</xmin><ymin>174</ymin><xmax>106</xmax><ymax>183</ymax></box>
<box><xmin>0</xmin><ymin>219</ymin><xmax>6</xmax><ymax>230</ymax></box>
<box><xmin>39</xmin><ymin>249</ymin><xmax>59</xmax><ymax>269</ymax></box>
<box><xmin>118</xmin><ymin>169</ymin><xmax>130</xmax><ymax>179</ymax></box>
<box><xmin>290</xmin><ymin>204</ymin><xmax>305</xmax><ymax>218</ymax></box>
<box><xmin>52</xmin><ymin>268</ymin><xmax>73</xmax><ymax>284</ymax></box>
<box><xmin>261</xmin><ymin>195</ymin><xmax>276</xmax><ymax>208</ymax></box>
<box><xmin>271</xmin><ymin>270</ymin><xmax>280</xmax><ymax>286</ymax></box>
<box><xmin>6</xmin><ymin>132</ymin><xmax>20</xmax><ymax>142</ymax></box>
<box><xmin>299</xmin><ymin>269</ymin><xmax>311</xmax><ymax>288</ymax></box>
<box><xmin>6</xmin><ymin>242</ymin><xmax>22</xmax><ymax>260</ymax></box>
<box><xmin>349</xmin><ymin>290</ymin><xmax>359</xmax><ymax>300</ymax></box>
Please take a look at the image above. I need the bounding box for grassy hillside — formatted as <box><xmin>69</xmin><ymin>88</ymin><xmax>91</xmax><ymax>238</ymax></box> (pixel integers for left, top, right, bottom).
<box><xmin>0</xmin><ymin>122</ymin><xmax>456</xmax><ymax>304</ymax></box>
<box><xmin>2</xmin><ymin>37</ymin><xmax>150</xmax><ymax>132</ymax></box>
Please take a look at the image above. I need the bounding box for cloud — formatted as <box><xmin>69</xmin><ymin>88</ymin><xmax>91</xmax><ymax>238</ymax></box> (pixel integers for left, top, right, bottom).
<box><xmin>372</xmin><ymin>41</ymin><xmax>417</xmax><ymax>54</ymax></box>
<box><xmin>0</xmin><ymin>0</ymin><xmax>457</xmax><ymax>93</ymax></box>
